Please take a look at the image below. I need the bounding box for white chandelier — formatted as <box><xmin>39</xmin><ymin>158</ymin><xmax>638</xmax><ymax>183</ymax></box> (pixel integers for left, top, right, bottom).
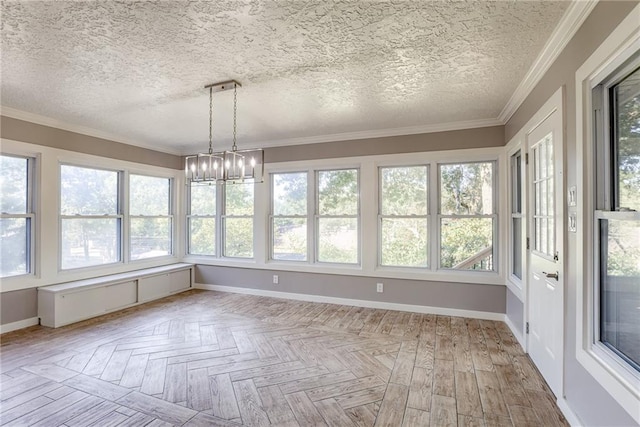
<box><xmin>185</xmin><ymin>80</ymin><xmax>264</xmax><ymax>185</ymax></box>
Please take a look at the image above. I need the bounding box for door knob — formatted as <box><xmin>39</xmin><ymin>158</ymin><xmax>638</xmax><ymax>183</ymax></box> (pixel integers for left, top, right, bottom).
<box><xmin>542</xmin><ymin>271</ymin><xmax>559</xmax><ymax>280</ymax></box>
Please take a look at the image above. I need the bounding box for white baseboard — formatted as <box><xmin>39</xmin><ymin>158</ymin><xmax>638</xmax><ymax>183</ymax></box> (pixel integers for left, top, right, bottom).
<box><xmin>195</xmin><ymin>283</ymin><xmax>505</xmax><ymax>321</ymax></box>
<box><xmin>0</xmin><ymin>317</ymin><xmax>39</xmax><ymax>334</ymax></box>
<box><xmin>557</xmin><ymin>397</ymin><xmax>583</xmax><ymax>427</ymax></box>
<box><xmin>504</xmin><ymin>314</ymin><xmax>526</xmax><ymax>351</ymax></box>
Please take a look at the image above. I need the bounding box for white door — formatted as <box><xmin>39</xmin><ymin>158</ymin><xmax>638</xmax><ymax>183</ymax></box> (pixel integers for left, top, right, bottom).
<box><xmin>527</xmin><ymin>106</ymin><xmax>564</xmax><ymax>398</ymax></box>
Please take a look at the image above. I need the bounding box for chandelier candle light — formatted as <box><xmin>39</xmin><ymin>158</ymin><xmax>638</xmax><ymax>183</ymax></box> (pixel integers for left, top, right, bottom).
<box><xmin>185</xmin><ymin>80</ymin><xmax>264</xmax><ymax>185</ymax></box>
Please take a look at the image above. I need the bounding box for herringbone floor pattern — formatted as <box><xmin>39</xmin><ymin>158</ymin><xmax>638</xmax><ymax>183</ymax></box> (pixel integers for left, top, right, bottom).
<box><xmin>0</xmin><ymin>290</ymin><xmax>567</xmax><ymax>426</ymax></box>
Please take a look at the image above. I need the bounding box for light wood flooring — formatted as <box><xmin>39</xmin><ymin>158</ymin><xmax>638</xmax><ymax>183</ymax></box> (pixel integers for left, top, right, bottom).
<box><xmin>0</xmin><ymin>290</ymin><xmax>568</xmax><ymax>427</ymax></box>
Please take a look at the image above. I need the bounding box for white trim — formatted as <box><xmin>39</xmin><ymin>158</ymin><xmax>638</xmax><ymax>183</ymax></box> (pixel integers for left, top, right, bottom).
<box><xmin>575</xmin><ymin>3</ymin><xmax>640</xmax><ymax>424</ymax></box>
<box><xmin>0</xmin><ymin>317</ymin><xmax>39</xmax><ymax>334</ymax></box>
<box><xmin>253</xmin><ymin>119</ymin><xmax>502</xmax><ymax>150</ymax></box>
<box><xmin>195</xmin><ymin>283</ymin><xmax>505</xmax><ymax>321</ymax></box>
<box><xmin>557</xmin><ymin>398</ymin><xmax>584</xmax><ymax>427</ymax></box>
<box><xmin>504</xmin><ymin>313</ymin><xmax>526</xmax><ymax>350</ymax></box>
<box><xmin>0</xmin><ymin>106</ymin><xmax>183</xmax><ymax>156</ymax></box>
<box><xmin>498</xmin><ymin>0</ymin><xmax>598</xmax><ymax>123</ymax></box>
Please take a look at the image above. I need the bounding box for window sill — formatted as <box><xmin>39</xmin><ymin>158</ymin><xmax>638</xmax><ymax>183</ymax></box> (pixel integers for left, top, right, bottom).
<box><xmin>576</xmin><ymin>344</ymin><xmax>640</xmax><ymax>424</ymax></box>
<box><xmin>505</xmin><ymin>276</ymin><xmax>524</xmax><ymax>301</ymax></box>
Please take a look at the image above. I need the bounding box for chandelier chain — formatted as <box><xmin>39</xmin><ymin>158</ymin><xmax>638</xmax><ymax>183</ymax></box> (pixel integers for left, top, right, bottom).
<box><xmin>232</xmin><ymin>83</ymin><xmax>238</xmax><ymax>151</ymax></box>
<box><xmin>208</xmin><ymin>86</ymin><xmax>213</xmax><ymax>155</ymax></box>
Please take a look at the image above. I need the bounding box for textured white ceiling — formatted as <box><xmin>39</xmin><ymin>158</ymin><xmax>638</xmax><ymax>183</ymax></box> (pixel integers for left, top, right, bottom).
<box><xmin>1</xmin><ymin>1</ymin><xmax>569</xmax><ymax>154</ymax></box>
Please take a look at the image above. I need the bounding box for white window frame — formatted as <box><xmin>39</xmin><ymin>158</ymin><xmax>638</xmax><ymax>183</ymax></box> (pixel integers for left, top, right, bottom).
<box><xmin>437</xmin><ymin>161</ymin><xmax>498</xmax><ymax>272</ymax></box>
<box><xmin>186</xmin><ymin>184</ymin><xmax>218</xmax><ymax>257</ymax></box>
<box><xmin>509</xmin><ymin>150</ymin><xmax>525</xmax><ymax>283</ymax></box>
<box><xmin>128</xmin><ymin>173</ymin><xmax>174</xmax><ymax>262</ymax></box>
<box><xmin>269</xmin><ymin>171</ymin><xmax>309</xmax><ymax>262</ymax></box>
<box><xmin>575</xmin><ymin>5</ymin><xmax>640</xmax><ymax>422</ymax></box>
<box><xmin>377</xmin><ymin>164</ymin><xmax>430</xmax><ymax>269</ymax></box>
<box><xmin>315</xmin><ymin>168</ymin><xmax>361</xmax><ymax>265</ymax></box>
<box><xmin>504</xmin><ymin>136</ymin><xmax>527</xmax><ymax>302</ymax></box>
<box><xmin>0</xmin><ymin>153</ymin><xmax>36</xmax><ymax>279</ymax></box>
<box><xmin>222</xmin><ymin>183</ymin><xmax>255</xmax><ymax>259</ymax></box>
<box><xmin>59</xmin><ymin>163</ymin><xmax>124</xmax><ymax>271</ymax></box>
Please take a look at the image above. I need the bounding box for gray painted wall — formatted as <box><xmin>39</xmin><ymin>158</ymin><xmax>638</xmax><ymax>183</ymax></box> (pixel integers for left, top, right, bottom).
<box><xmin>505</xmin><ymin>288</ymin><xmax>523</xmax><ymax>336</ymax></box>
<box><xmin>196</xmin><ymin>265</ymin><xmax>506</xmax><ymax>314</ymax></box>
<box><xmin>265</xmin><ymin>125</ymin><xmax>504</xmax><ymax>162</ymax></box>
<box><xmin>1</xmin><ymin>288</ymin><xmax>37</xmax><ymax>325</ymax></box>
<box><xmin>506</xmin><ymin>2</ymin><xmax>638</xmax><ymax>426</ymax></box>
<box><xmin>1</xmin><ymin>116</ymin><xmax>182</xmax><ymax>169</ymax></box>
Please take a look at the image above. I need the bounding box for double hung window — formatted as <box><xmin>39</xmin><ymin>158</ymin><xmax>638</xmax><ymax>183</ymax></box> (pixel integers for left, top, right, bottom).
<box><xmin>224</xmin><ymin>184</ymin><xmax>254</xmax><ymax>258</ymax></box>
<box><xmin>594</xmin><ymin>63</ymin><xmax>640</xmax><ymax>371</ymax></box>
<box><xmin>271</xmin><ymin>172</ymin><xmax>308</xmax><ymax>261</ymax></box>
<box><xmin>316</xmin><ymin>169</ymin><xmax>359</xmax><ymax>264</ymax></box>
<box><xmin>0</xmin><ymin>154</ymin><xmax>35</xmax><ymax>277</ymax></box>
<box><xmin>439</xmin><ymin>162</ymin><xmax>495</xmax><ymax>271</ymax></box>
<box><xmin>129</xmin><ymin>174</ymin><xmax>172</xmax><ymax>260</ymax></box>
<box><xmin>60</xmin><ymin>165</ymin><xmax>121</xmax><ymax>269</ymax></box>
<box><xmin>379</xmin><ymin>166</ymin><xmax>429</xmax><ymax>267</ymax></box>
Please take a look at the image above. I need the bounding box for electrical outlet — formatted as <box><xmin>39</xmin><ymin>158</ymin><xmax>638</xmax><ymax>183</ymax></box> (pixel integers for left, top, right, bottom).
<box><xmin>273</xmin><ymin>275</ymin><xmax>279</xmax><ymax>284</ymax></box>
<box><xmin>376</xmin><ymin>282</ymin><xmax>383</xmax><ymax>293</ymax></box>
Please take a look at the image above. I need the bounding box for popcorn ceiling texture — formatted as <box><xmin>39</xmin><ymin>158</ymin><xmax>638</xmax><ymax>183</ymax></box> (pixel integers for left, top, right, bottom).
<box><xmin>1</xmin><ymin>1</ymin><xmax>568</xmax><ymax>152</ymax></box>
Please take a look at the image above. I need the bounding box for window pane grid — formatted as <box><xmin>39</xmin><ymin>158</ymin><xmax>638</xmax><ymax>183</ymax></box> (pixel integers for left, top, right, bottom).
<box><xmin>593</xmin><ymin>63</ymin><xmax>640</xmax><ymax>375</ymax></box>
<box><xmin>224</xmin><ymin>184</ymin><xmax>254</xmax><ymax>259</ymax></box>
<box><xmin>439</xmin><ymin>162</ymin><xmax>495</xmax><ymax>271</ymax></box>
<box><xmin>188</xmin><ymin>184</ymin><xmax>216</xmax><ymax>256</ymax></box>
<box><xmin>129</xmin><ymin>175</ymin><xmax>172</xmax><ymax>260</ymax></box>
<box><xmin>532</xmin><ymin>134</ymin><xmax>555</xmax><ymax>257</ymax></box>
<box><xmin>60</xmin><ymin>164</ymin><xmax>122</xmax><ymax>270</ymax></box>
<box><xmin>316</xmin><ymin>169</ymin><xmax>359</xmax><ymax>264</ymax></box>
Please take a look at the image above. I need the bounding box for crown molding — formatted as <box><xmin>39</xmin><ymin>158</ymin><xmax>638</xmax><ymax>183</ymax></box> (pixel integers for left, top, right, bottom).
<box><xmin>497</xmin><ymin>0</ymin><xmax>599</xmax><ymax>124</ymax></box>
<box><xmin>0</xmin><ymin>106</ymin><xmax>183</xmax><ymax>156</ymax></box>
<box><xmin>247</xmin><ymin>118</ymin><xmax>503</xmax><ymax>152</ymax></box>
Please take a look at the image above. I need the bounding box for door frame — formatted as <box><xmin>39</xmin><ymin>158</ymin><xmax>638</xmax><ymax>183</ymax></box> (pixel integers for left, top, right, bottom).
<box><xmin>523</xmin><ymin>87</ymin><xmax>566</xmax><ymax>397</ymax></box>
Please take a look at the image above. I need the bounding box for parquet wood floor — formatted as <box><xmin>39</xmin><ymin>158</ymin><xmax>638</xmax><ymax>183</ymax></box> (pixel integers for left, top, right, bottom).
<box><xmin>0</xmin><ymin>290</ymin><xmax>568</xmax><ymax>426</ymax></box>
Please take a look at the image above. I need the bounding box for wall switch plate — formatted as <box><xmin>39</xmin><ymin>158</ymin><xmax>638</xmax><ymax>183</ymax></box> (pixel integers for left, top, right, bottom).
<box><xmin>376</xmin><ymin>283</ymin><xmax>383</xmax><ymax>293</ymax></box>
<box><xmin>273</xmin><ymin>275</ymin><xmax>279</xmax><ymax>284</ymax></box>
<box><xmin>568</xmin><ymin>213</ymin><xmax>577</xmax><ymax>232</ymax></box>
<box><xmin>568</xmin><ymin>186</ymin><xmax>577</xmax><ymax>207</ymax></box>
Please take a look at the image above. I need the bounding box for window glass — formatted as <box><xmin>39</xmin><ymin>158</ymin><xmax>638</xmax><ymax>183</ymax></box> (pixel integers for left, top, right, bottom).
<box><xmin>380</xmin><ymin>166</ymin><xmax>428</xmax><ymax>267</ymax></box>
<box><xmin>60</xmin><ymin>165</ymin><xmax>121</xmax><ymax>269</ymax></box>
<box><xmin>1</xmin><ymin>155</ymin><xmax>31</xmax><ymax>277</ymax></box>
<box><xmin>130</xmin><ymin>175</ymin><xmax>172</xmax><ymax>260</ymax></box>
<box><xmin>190</xmin><ymin>185</ymin><xmax>216</xmax><ymax>216</ymax></box>
<box><xmin>1</xmin><ymin>155</ymin><xmax>28</xmax><ymax>214</ymax></box>
<box><xmin>317</xmin><ymin>169</ymin><xmax>359</xmax><ymax>264</ymax></box>
<box><xmin>381</xmin><ymin>166</ymin><xmax>427</xmax><ymax>216</ymax></box>
<box><xmin>440</xmin><ymin>163</ymin><xmax>493</xmax><ymax>215</ymax></box>
<box><xmin>318</xmin><ymin>169</ymin><xmax>358</xmax><ymax>216</ymax></box>
<box><xmin>511</xmin><ymin>152</ymin><xmax>523</xmax><ymax>280</ymax></box>
<box><xmin>224</xmin><ymin>185</ymin><xmax>254</xmax><ymax>258</ymax></box>
<box><xmin>613</xmin><ymin>66</ymin><xmax>640</xmax><ymax>211</ymax></box>
<box><xmin>61</xmin><ymin>219</ymin><xmax>120</xmax><ymax>269</ymax></box>
<box><xmin>318</xmin><ymin>218</ymin><xmax>358</xmax><ymax>263</ymax></box>
<box><xmin>61</xmin><ymin>165</ymin><xmax>118</xmax><ymax>215</ymax></box>
<box><xmin>130</xmin><ymin>175</ymin><xmax>169</xmax><ymax>215</ymax></box>
<box><xmin>188</xmin><ymin>185</ymin><xmax>216</xmax><ymax>256</ymax></box>
<box><xmin>439</xmin><ymin>162</ymin><xmax>494</xmax><ymax>271</ymax></box>
<box><xmin>273</xmin><ymin>173</ymin><xmax>307</xmax><ymax>216</ymax></box>
<box><xmin>272</xmin><ymin>173</ymin><xmax>307</xmax><ymax>261</ymax></box>
<box><xmin>598</xmin><ymin>66</ymin><xmax>640</xmax><ymax>370</ymax></box>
